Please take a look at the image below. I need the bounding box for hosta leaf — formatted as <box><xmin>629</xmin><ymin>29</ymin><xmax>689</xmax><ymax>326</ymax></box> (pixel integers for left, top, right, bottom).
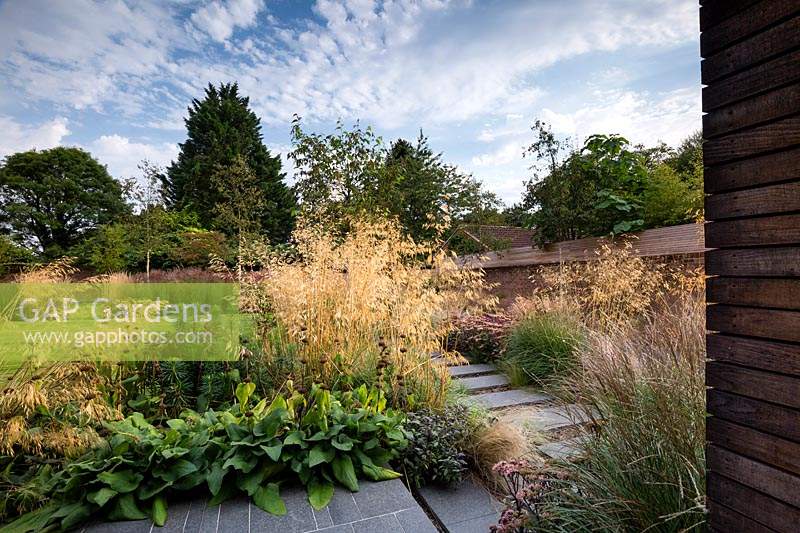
<box><xmin>307</xmin><ymin>478</ymin><xmax>334</xmax><ymax>510</ymax></box>
<box><xmin>284</xmin><ymin>431</ymin><xmax>305</xmax><ymax>447</ymax></box>
<box><xmin>156</xmin><ymin>459</ymin><xmax>198</xmax><ymax>482</ymax></box>
<box><xmin>223</xmin><ymin>453</ymin><xmax>258</xmax><ymax>473</ymax></box>
<box><xmin>60</xmin><ymin>503</ymin><xmax>92</xmax><ymax>531</ymax></box>
<box><xmin>253</xmin><ymin>483</ymin><xmax>286</xmax><ymax>516</ymax></box>
<box><xmin>152</xmin><ymin>495</ymin><xmax>168</xmax><ymax>527</ymax></box>
<box><xmin>309</xmin><ymin>444</ymin><xmax>334</xmax><ymax>467</ymax></box>
<box><xmin>237</xmin><ymin>467</ymin><xmax>266</xmax><ymax>496</ymax></box>
<box><xmin>254</xmin><ymin>409</ymin><xmax>287</xmax><ymax>438</ymax></box>
<box><xmin>98</xmin><ymin>470</ymin><xmax>143</xmax><ymax>493</ymax></box>
<box><xmin>87</xmin><ymin>487</ymin><xmax>117</xmax><ymax>507</ymax></box>
<box><xmin>207</xmin><ymin>463</ymin><xmax>225</xmax><ymax>495</ymax></box>
<box><xmin>262</xmin><ymin>443</ymin><xmax>283</xmax><ymax>462</ymax></box>
<box><xmin>107</xmin><ymin>493</ymin><xmax>148</xmax><ymax>521</ymax></box>
<box><xmin>331</xmin><ymin>436</ymin><xmax>353</xmax><ymax>451</ymax></box>
<box><xmin>332</xmin><ymin>456</ymin><xmax>359</xmax><ymax>492</ymax></box>
<box><xmin>362</xmin><ymin>464</ymin><xmax>402</xmax><ymax>481</ymax></box>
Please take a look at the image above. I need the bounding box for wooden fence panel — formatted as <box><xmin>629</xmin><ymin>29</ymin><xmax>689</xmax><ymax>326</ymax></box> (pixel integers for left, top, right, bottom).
<box><xmin>703</xmin><ymin>4</ymin><xmax>800</xmax><ymax>529</ymax></box>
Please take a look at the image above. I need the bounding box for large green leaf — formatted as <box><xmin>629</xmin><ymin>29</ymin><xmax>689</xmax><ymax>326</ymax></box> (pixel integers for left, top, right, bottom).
<box><xmin>87</xmin><ymin>487</ymin><xmax>118</xmax><ymax>507</ymax></box>
<box><xmin>254</xmin><ymin>409</ymin><xmax>287</xmax><ymax>438</ymax></box>
<box><xmin>309</xmin><ymin>445</ymin><xmax>334</xmax><ymax>467</ymax></box>
<box><xmin>253</xmin><ymin>483</ymin><xmax>286</xmax><ymax>516</ymax></box>
<box><xmin>207</xmin><ymin>463</ymin><xmax>225</xmax><ymax>495</ymax></box>
<box><xmin>156</xmin><ymin>459</ymin><xmax>198</xmax><ymax>482</ymax></box>
<box><xmin>98</xmin><ymin>470</ymin><xmax>143</xmax><ymax>493</ymax></box>
<box><xmin>331</xmin><ymin>456</ymin><xmax>359</xmax><ymax>492</ymax></box>
<box><xmin>307</xmin><ymin>478</ymin><xmax>334</xmax><ymax>511</ymax></box>
<box><xmin>261</xmin><ymin>443</ymin><xmax>283</xmax><ymax>462</ymax></box>
<box><xmin>237</xmin><ymin>467</ymin><xmax>266</xmax><ymax>496</ymax></box>
<box><xmin>235</xmin><ymin>382</ymin><xmax>256</xmax><ymax>409</ymax></box>
<box><xmin>152</xmin><ymin>496</ymin><xmax>168</xmax><ymax>527</ymax></box>
<box><xmin>362</xmin><ymin>463</ymin><xmax>402</xmax><ymax>481</ymax></box>
<box><xmin>107</xmin><ymin>493</ymin><xmax>148</xmax><ymax>521</ymax></box>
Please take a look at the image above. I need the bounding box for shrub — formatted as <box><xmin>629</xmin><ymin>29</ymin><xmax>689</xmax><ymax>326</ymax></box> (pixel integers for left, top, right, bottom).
<box><xmin>500</xmin><ymin>313</ymin><xmax>583</xmax><ymax>387</ymax></box>
<box><xmin>400</xmin><ymin>404</ymin><xmax>470</xmax><ymax>487</ymax></box>
<box><xmin>5</xmin><ymin>383</ymin><xmax>407</xmax><ymax>531</ymax></box>
<box><xmin>446</xmin><ymin>313</ymin><xmax>512</xmax><ymax>362</ymax></box>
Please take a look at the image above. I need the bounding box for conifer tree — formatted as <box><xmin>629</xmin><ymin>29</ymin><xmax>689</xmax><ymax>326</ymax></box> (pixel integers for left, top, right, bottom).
<box><xmin>164</xmin><ymin>83</ymin><xmax>296</xmax><ymax>242</ymax></box>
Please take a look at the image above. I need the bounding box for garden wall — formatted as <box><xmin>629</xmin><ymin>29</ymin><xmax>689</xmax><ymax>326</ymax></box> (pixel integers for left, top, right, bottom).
<box><xmin>701</xmin><ymin>1</ymin><xmax>800</xmax><ymax>531</ymax></box>
<box><xmin>461</xmin><ymin>223</ymin><xmax>706</xmax><ymax>307</ymax></box>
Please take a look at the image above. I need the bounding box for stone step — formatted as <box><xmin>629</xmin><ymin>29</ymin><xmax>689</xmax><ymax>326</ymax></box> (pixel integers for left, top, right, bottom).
<box><xmin>537</xmin><ymin>437</ymin><xmax>585</xmax><ymax>461</ymax></box>
<box><xmin>448</xmin><ymin>363</ymin><xmax>498</xmax><ymax>378</ymax></box>
<box><xmin>526</xmin><ymin>405</ymin><xmax>596</xmax><ymax>432</ymax></box>
<box><xmin>459</xmin><ymin>374</ymin><xmax>510</xmax><ymax>393</ymax></box>
<box><xmin>417</xmin><ymin>477</ymin><xmax>502</xmax><ymax>533</ymax></box>
<box><xmin>467</xmin><ymin>389</ymin><xmax>553</xmax><ymax>410</ymax></box>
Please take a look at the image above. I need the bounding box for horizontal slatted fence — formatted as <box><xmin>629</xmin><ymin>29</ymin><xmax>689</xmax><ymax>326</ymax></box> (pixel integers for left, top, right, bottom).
<box><xmin>702</xmin><ymin>1</ymin><xmax>800</xmax><ymax>530</ymax></box>
<box><xmin>460</xmin><ymin>223</ymin><xmax>705</xmax><ymax>269</ymax></box>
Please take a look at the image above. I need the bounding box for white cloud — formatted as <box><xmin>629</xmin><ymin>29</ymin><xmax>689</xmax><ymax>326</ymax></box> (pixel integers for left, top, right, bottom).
<box><xmin>0</xmin><ymin>116</ymin><xmax>70</xmax><ymax>157</ymax></box>
<box><xmin>87</xmin><ymin>134</ymin><xmax>179</xmax><ymax>181</ymax></box>
<box><xmin>541</xmin><ymin>87</ymin><xmax>701</xmax><ymax>147</ymax></box>
<box><xmin>191</xmin><ymin>0</ymin><xmax>264</xmax><ymax>42</ymax></box>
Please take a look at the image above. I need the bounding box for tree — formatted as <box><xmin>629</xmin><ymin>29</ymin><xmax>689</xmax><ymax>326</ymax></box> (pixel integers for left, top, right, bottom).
<box><xmin>164</xmin><ymin>83</ymin><xmax>296</xmax><ymax>242</ymax></box>
<box><xmin>0</xmin><ymin>147</ymin><xmax>129</xmax><ymax>257</ymax></box>
<box><xmin>290</xmin><ymin>118</ymin><xmax>496</xmax><ymax>242</ymax></box>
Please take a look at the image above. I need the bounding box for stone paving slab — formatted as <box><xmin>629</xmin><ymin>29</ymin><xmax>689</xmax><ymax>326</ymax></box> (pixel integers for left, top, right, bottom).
<box><xmin>467</xmin><ymin>389</ymin><xmax>553</xmax><ymax>410</ymax></box>
<box><xmin>81</xmin><ymin>479</ymin><xmax>433</xmax><ymax>533</ymax></box>
<box><xmin>459</xmin><ymin>373</ymin><xmax>509</xmax><ymax>392</ymax></box>
<box><xmin>527</xmin><ymin>405</ymin><xmax>595</xmax><ymax>432</ymax></box>
<box><xmin>448</xmin><ymin>363</ymin><xmax>497</xmax><ymax>378</ymax></box>
<box><xmin>418</xmin><ymin>477</ymin><xmax>501</xmax><ymax>532</ymax></box>
<box><xmin>537</xmin><ymin>437</ymin><xmax>585</xmax><ymax>460</ymax></box>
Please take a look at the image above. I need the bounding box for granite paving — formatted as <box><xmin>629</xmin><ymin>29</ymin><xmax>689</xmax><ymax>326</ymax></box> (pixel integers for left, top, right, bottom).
<box><xmin>527</xmin><ymin>405</ymin><xmax>595</xmax><ymax>432</ymax></box>
<box><xmin>467</xmin><ymin>389</ymin><xmax>553</xmax><ymax>410</ymax></box>
<box><xmin>458</xmin><ymin>373</ymin><xmax>510</xmax><ymax>392</ymax></box>
<box><xmin>418</xmin><ymin>477</ymin><xmax>501</xmax><ymax>533</ymax></box>
<box><xmin>448</xmin><ymin>363</ymin><xmax>498</xmax><ymax>378</ymax></box>
<box><xmin>81</xmin><ymin>479</ymin><xmax>434</xmax><ymax>533</ymax></box>
<box><xmin>537</xmin><ymin>437</ymin><xmax>585</xmax><ymax>461</ymax></box>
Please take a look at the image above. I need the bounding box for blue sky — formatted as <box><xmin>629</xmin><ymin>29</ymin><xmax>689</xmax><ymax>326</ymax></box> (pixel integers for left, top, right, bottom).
<box><xmin>0</xmin><ymin>0</ymin><xmax>701</xmax><ymax>205</ymax></box>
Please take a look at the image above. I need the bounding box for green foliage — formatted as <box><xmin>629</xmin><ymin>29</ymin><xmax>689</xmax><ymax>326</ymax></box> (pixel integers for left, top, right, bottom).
<box><xmin>501</xmin><ymin>313</ymin><xmax>584</xmax><ymax>386</ymax></box>
<box><xmin>642</xmin><ymin>164</ymin><xmax>702</xmax><ymax>228</ymax></box>
<box><xmin>0</xmin><ymin>236</ymin><xmax>35</xmax><ymax>276</ymax></box>
<box><xmin>290</xmin><ymin>118</ymin><xmax>498</xmax><ymax>242</ymax></box>
<box><xmin>81</xmin><ymin>224</ymin><xmax>135</xmax><ymax>273</ymax></box>
<box><xmin>0</xmin><ymin>147</ymin><xmax>129</xmax><ymax>257</ymax></box>
<box><xmin>400</xmin><ymin>404</ymin><xmax>469</xmax><ymax>488</ymax></box>
<box><xmin>164</xmin><ymin>83</ymin><xmax>296</xmax><ymax>242</ymax></box>
<box><xmin>518</xmin><ymin>124</ymin><xmax>703</xmax><ymax>244</ymax></box>
<box><xmin>5</xmin><ymin>384</ymin><xmax>406</xmax><ymax>532</ymax></box>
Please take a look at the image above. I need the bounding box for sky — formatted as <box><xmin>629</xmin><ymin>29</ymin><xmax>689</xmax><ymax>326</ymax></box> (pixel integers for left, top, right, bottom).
<box><xmin>0</xmin><ymin>0</ymin><xmax>701</xmax><ymax>206</ymax></box>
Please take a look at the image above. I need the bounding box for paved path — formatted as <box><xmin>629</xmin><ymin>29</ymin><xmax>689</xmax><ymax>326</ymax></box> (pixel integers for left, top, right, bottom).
<box><xmin>82</xmin><ymin>479</ymin><xmax>436</xmax><ymax>533</ymax></box>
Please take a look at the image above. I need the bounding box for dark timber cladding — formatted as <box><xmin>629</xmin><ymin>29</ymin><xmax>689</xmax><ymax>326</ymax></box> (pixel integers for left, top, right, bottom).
<box><xmin>701</xmin><ymin>1</ymin><xmax>800</xmax><ymax>531</ymax></box>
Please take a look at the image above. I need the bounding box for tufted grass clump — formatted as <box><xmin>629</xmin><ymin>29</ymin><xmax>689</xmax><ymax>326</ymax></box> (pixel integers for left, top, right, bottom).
<box><xmin>500</xmin><ymin>312</ymin><xmax>584</xmax><ymax>387</ymax></box>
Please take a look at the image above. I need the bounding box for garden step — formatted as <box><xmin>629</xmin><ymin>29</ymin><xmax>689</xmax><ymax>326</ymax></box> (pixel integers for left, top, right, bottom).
<box><xmin>448</xmin><ymin>363</ymin><xmax>498</xmax><ymax>378</ymax></box>
<box><xmin>467</xmin><ymin>389</ymin><xmax>553</xmax><ymax>410</ymax></box>
<box><xmin>526</xmin><ymin>404</ymin><xmax>596</xmax><ymax>433</ymax></box>
<box><xmin>417</xmin><ymin>477</ymin><xmax>502</xmax><ymax>533</ymax></box>
<box><xmin>537</xmin><ymin>437</ymin><xmax>585</xmax><ymax>461</ymax></box>
<box><xmin>459</xmin><ymin>373</ymin><xmax>510</xmax><ymax>393</ymax></box>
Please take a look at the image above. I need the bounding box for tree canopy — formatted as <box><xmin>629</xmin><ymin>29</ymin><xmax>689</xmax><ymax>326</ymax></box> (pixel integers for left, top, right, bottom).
<box><xmin>164</xmin><ymin>83</ymin><xmax>296</xmax><ymax>242</ymax></box>
<box><xmin>515</xmin><ymin>122</ymin><xmax>702</xmax><ymax>244</ymax></box>
<box><xmin>0</xmin><ymin>147</ymin><xmax>129</xmax><ymax>257</ymax></box>
<box><xmin>290</xmin><ymin>117</ymin><xmax>499</xmax><ymax>242</ymax></box>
